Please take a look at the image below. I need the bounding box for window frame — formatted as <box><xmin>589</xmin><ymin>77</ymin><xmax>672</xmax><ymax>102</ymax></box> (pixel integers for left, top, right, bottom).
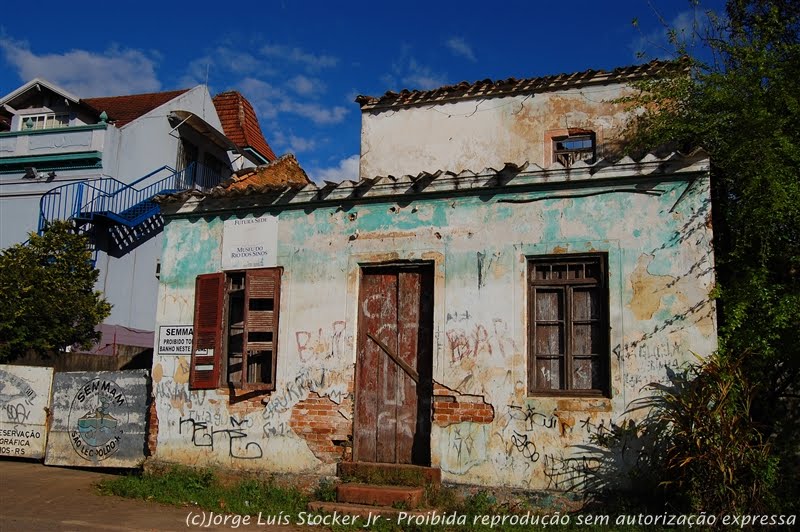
<box><xmin>552</xmin><ymin>131</ymin><xmax>596</xmax><ymax>167</ymax></box>
<box><xmin>189</xmin><ymin>267</ymin><xmax>282</xmax><ymax>392</ymax></box>
<box><xmin>527</xmin><ymin>253</ymin><xmax>609</xmax><ymax>397</ymax></box>
<box><xmin>18</xmin><ymin>112</ymin><xmax>70</xmax><ymax>131</ymax></box>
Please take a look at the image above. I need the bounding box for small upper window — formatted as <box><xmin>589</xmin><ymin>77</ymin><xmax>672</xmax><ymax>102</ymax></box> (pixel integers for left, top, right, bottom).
<box><xmin>19</xmin><ymin>113</ymin><xmax>69</xmax><ymax>131</ymax></box>
<box><xmin>553</xmin><ymin>130</ymin><xmax>596</xmax><ymax>167</ymax></box>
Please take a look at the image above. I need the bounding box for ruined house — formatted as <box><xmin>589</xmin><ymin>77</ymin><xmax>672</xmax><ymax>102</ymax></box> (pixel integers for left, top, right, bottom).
<box><xmin>148</xmin><ymin>60</ymin><xmax>716</xmax><ymax>492</ymax></box>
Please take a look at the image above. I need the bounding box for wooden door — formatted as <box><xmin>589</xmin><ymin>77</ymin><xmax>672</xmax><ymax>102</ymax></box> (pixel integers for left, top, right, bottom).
<box><xmin>354</xmin><ymin>265</ymin><xmax>433</xmax><ymax>465</ymax></box>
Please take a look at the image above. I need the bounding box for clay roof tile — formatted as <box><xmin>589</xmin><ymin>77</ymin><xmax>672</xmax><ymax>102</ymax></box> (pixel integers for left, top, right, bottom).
<box><xmin>83</xmin><ymin>89</ymin><xmax>190</xmax><ymax>127</ymax></box>
<box><xmin>225</xmin><ymin>153</ymin><xmax>310</xmax><ymax>192</ymax></box>
<box><xmin>356</xmin><ymin>59</ymin><xmax>686</xmax><ymax>110</ymax></box>
<box><xmin>212</xmin><ymin>91</ymin><xmax>277</xmax><ymax>162</ymax></box>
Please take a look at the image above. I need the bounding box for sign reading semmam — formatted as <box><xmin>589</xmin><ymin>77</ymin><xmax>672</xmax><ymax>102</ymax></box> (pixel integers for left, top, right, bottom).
<box><xmin>45</xmin><ymin>370</ymin><xmax>148</xmax><ymax>468</ymax></box>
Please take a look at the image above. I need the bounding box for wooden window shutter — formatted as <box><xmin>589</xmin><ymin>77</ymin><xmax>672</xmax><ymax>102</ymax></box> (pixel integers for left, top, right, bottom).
<box><xmin>190</xmin><ymin>273</ymin><xmax>224</xmax><ymax>389</ymax></box>
<box><xmin>243</xmin><ymin>268</ymin><xmax>282</xmax><ymax>388</ymax></box>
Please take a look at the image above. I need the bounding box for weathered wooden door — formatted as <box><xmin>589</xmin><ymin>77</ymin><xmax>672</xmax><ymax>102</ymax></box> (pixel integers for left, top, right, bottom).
<box><xmin>354</xmin><ymin>265</ymin><xmax>433</xmax><ymax>465</ymax></box>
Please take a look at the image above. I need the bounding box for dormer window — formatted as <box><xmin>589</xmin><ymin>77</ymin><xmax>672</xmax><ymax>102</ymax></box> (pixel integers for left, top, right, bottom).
<box><xmin>553</xmin><ymin>130</ymin><xmax>596</xmax><ymax>167</ymax></box>
<box><xmin>19</xmin><ymin>113</ymin><xmax>69</xmax><ymax>131</ymax></box>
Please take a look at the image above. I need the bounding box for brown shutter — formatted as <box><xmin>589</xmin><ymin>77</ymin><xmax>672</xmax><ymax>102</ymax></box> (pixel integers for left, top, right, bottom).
<box><xmin>190</xmin><ymin>273</ymin><xmax>224</xmax><ymax>389</ymax></box>
<box><xmin>243</xmin><ymin>268</ymin><xmax>281</xmax><ymax>388</ymax></box>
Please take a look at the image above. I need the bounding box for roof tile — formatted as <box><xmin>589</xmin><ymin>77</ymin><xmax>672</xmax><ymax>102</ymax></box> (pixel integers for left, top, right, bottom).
<box><xmin>83</xmin><ymin>89</ymin><xmax>190</xmax><ymax>127</ymax></box>
<box><xmin>356</xmin><ymin>59</ymin><xmax>685</xmax><ymax>110</ymax></box>
<box><xmin>212</xmin><ymin>92</ymin><xmax>277</xmax><ymax>162</ymax></box>
<box><xmin>156</xmin><ymin>149</ymin><xmax>709</xmax><ymax>205</ymax></box>
<box><xmin>226</xmin><ymin>153</ymin><xmax>310</xmax><ymax>192</ymax></box>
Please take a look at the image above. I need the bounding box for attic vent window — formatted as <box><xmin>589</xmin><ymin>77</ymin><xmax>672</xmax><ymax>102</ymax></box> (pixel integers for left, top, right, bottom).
<box><xmin>553</xmin><ymin>131</ymin><xmax>595</xmax><ymax>167</ymax></box>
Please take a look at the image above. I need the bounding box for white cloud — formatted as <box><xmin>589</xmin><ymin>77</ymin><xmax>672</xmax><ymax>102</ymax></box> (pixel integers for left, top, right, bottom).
<box><xmin>270</xmin><ymin>130</ymin><xmax>318</xmax><ymax>153</ymax></box>
<box><xmin>308</xmin><ymin>154</ymin><xmax>359</xmax><ymax>184</ymax></box>
<box><xmin>0</xmin><ymin>38</ymin><xmax>160</xmax><ymax>96</ymax></box>
<box><xmin>237</xmin><ymin>77</ymin><xmax>285</xmax><ymax>118</ymax></box>
<box><xmin>213</xmin><ymin>46</ymin><xmax>266</xmax><ymax>75</ymax></box>
<box><xmin>180</xmin><ymin>56</ymin><xmax>213</xmax><ymax>87</ymax></box>
<box><xmin>445</xmin><ymin>37</ymin><xmax>476</xmax><ymax>62</ymax></box>
<box><xmin>403</xmin><ymin>59</ymin><xmax>447</xmax><ymax>90</ymax></box>
<box><xmin>287</xmin><ymin>74</ymin><xmax>325</xmax><ymax>96</ymax></box>
<box><xmin>384</xmin><ymin>48</ymin><xmax>447</xmax><ymax>91</ymax></box>
<box><xmin>181</xmin><ymin>47</ymin><xmax>275</xmax><ymax>90</ymax></box>
<box><xmin>279</xmin><ymin>100</ymin><xmax>348</xmax><ymax>125</ymax></box>
<box><xmin>260</xmin><ymin>44</ymin><xmax>338</xmax><ymax>70</ymax></box>
<box><xmin>236</xmin><ymin>77</ymin><xmax>347</xmax><ymax>125</ymax></box>
<box><xmin>286</xmin><ymin>135</ymin><xmax>317</xmax><ymax>153</ymax></box>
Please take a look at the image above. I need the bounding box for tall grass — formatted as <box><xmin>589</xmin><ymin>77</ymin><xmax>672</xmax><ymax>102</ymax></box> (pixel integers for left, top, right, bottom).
<box><xmin>96</xmin><ymin>465</ymin><xmax>308</xmax><ymax>516</ymax></box>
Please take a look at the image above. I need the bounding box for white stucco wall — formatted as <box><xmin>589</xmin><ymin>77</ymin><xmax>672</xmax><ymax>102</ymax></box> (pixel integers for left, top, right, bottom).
<box><xmin>360</xmin><ymin>84</ymin><xmax>634</xmax><ymax>178</ymax></box>
<box><xmin>1</xmin><ymin>84</ymin><xmax>234</xmax><ymax>333</ymax></box>
<box><xmin>150</xmin><ymin>154</ymin><xmax>717</xmax><ymax>491</ymax></box>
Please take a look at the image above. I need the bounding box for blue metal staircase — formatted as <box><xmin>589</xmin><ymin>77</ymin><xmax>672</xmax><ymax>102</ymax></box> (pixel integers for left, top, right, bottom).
<box><xmin>38</xmin><ymin>163</ymin><xmax>224</xmax><ymax>259</ymax></box>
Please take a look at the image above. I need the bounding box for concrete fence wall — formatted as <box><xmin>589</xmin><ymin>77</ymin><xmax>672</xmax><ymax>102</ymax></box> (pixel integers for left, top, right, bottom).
<box><xmin>0</xmin><ymin>364</ymin><xmax>151</xmax><ymax>468</ymax></box>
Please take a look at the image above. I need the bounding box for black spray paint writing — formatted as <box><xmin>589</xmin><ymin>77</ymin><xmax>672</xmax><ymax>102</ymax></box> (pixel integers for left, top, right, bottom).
<box><xmin>179</xmin><ymin>416</ymin><xmax>263</xmax><ymax>460</ymax></box>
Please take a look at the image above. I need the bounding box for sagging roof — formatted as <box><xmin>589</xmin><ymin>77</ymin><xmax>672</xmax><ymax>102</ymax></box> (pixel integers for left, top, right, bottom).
<box><xmin>157</xmin><ymin>150</ymin><xmax>709</xmax><ymax>211</ymax></box>
<box><xmin>212</xmin><ymin>91</ymin><xmax>277</xmax><ymax>162</ymax></box>
<box><xmin>211</xmin><ymin>153</ymin><xmax>310</xmax><ymax>195</ymax></box>
<box><xmin>356</xmin><ymin>59</ymin><xmax>683</xmax><ymax>111</ymax></box>
<box><xmin>83</xmin><ymin>89</ymin><xmax>190</xmax><ymax>127</ymax></box>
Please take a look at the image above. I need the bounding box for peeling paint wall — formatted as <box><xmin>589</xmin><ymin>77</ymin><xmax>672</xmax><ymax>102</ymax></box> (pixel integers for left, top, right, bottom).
<box><xmin>151</xmin><ymin>159</ymin><xmax>716</xmax><ymax>490</ymax></box>
<box><xmin>360</xmin><ymin>85</ymin><xmax>635</xmax><ymax>178</ymax></box>
<box><xmin>45</xmin><ymin>370</ymin><xmax>149</xmax><ymax>468</ymax></box>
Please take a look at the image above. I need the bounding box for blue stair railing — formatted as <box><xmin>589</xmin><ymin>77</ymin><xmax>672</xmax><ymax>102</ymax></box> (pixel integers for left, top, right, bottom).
<box><xmin>38</xmin><ymin>162</ymin><xmax>224</xmax><ymax>233</ymax></box>
<box><xmin>37</xmin><ymin>162</ymin><xmax>225</xmax><ymax>263</ymax></box>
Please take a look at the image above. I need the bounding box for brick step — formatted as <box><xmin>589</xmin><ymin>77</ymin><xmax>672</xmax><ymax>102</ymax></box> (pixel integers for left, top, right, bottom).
<box><xmin>336</xmin><ymin>483</ymin><xmax>424</xmax><ymax>508</ymax></box>
<box><xmin>308</xmin><ymin>501</ymin><xmax>429</xmax><ymax>521</ymax></box>
<box><xmin>338</xmin><ymin>462</ymin><xmax>441</xmax><ymax>487</ymax></box>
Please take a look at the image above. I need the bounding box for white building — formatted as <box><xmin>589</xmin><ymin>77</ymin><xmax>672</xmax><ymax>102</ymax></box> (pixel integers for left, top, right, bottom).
<box><xmin>0</xmin><ymin>78</ymin><xmax>275</xmax><ymax>351</ymax></box>
<box><xmin>147</xmin><ymin>60</ymin><xmax>717</xmax><ymax>495</ymax></box>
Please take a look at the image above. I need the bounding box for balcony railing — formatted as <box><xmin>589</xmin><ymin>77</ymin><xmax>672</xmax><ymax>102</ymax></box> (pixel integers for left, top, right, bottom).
<box><xmin>0</xmin><ymin>124</ymin><xmax>107</xmax><ymax>158</ymax></box>
<box><xmin>38</xmin><ymin>162</ymin><xmax>227</xmax><ymax>231</ymax></box>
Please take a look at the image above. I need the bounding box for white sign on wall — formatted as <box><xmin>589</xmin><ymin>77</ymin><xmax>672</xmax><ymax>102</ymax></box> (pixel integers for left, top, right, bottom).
<box><xmin>157</xmin><ymin>325</ymin><xmax>194</xmax><ymax>355</ymax></box>
<box><xmin>222</xmin><ymin>215</ymin><xmax>278</xmax><ymax>270</ymax></box>
<box><xmin>0</xmin><ymin>365</ymin><xmax>54</xmax><ymax>459</ymax></box>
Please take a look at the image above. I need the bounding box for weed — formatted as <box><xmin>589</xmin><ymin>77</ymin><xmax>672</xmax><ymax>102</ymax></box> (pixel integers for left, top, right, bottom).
<box><xmin>96</xmin><ymin>465</ymin><xmax>308</xmax><ymax>516</ymax></box>
<box><xmin>585</xmin><ymin>352</ymin><xmax>780</xmax><ymax>515</ymax></box>
<box><xmin>313</xmin><ymin>477</ymin><xmax>337</xmax><ymax>502</ymax></box>
<box><xmin>340</xmin><ymin>466</ymin><xmax>426</xmax><ymax>487</ymax></box>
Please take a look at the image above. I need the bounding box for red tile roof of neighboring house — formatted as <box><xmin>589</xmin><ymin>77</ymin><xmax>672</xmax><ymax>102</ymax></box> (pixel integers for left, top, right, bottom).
<box><xmin>356</xmin><ymin>59</ymin><xmax>684</xmax><ymax>110</ymax></box>
<box><xmin>83</xmin><ymin>89</ymin><xmax>190</xmax><ymax>127</ymax></box>
<box><xmin>212</xmin><ymin>91</ymin><xmax>277</xmax><ymax>162</ymax></box>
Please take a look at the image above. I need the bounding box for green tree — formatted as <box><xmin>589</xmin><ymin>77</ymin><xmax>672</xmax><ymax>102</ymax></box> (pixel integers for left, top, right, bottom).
<box><xmin>621</xmin><ymin>0</ymin><xmax>800</xmax><ymax>512</ymax></box>
<box><xmin>0</xmin><ymin>221</ymin><xmax>112</xmax><ymax>361</ymax></box>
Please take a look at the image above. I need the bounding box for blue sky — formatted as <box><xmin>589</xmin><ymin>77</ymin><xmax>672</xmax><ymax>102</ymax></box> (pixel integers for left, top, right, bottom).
<box><xmin>0</xmin><ymin>0</ymin><xmax>724</xmax><ymax>182</ymax></box>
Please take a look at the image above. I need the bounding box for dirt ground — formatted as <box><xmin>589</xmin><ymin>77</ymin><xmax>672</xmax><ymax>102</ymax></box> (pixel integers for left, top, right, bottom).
<box><xmin>0</xmin><ymin>459</ymin><xmax>305</xmax><ymax>532</ymax></box>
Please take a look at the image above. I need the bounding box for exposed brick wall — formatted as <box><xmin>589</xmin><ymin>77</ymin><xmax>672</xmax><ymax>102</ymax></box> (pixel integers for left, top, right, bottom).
<box><xmin>146</xmin><ymin>396</ymin><xmax>158</xmax><ymax>456</ymax></box>
<box><xmin>432</xmin><ymin>382</ymin><xmax>494</xmax><ymax>427</ymax></box>
<box><xmin>289</xmin><ymin>392</ymin><xmax>353</xmax><ymax>463</ymax></box>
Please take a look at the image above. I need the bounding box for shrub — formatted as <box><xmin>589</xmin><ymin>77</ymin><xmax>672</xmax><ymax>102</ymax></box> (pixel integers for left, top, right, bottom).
<box><xmin>625</xmin><ymin>353</ymin><xmax>779</xmax><ymax>514</ymax></box>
